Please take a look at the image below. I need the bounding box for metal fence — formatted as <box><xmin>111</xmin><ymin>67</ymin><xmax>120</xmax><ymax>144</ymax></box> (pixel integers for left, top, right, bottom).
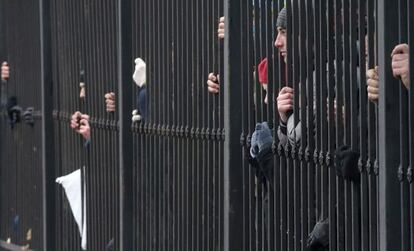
<box><xmin>0</xmin><ymin>0</ymin><xmax>43</xmax><ymax>250</ymax></box>
<box><xmin>0</xmin><ymin>0</ymin><xmax>413</xmax><ymax>250</ymax></box>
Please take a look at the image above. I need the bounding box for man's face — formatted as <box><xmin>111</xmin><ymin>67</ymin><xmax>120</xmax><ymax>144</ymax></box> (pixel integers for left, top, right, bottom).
<box><xmin>274</xmin><ymin>27</ymin><xmax>287</xmax><ymax>62</ymax></box>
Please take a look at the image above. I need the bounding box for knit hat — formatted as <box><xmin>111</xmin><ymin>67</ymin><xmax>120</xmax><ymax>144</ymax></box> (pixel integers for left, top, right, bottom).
<box><xmin>258</xmin><ymin>58</ymin><xmax>268</xmax><ymax>85</ymax></box>
<box><xmin>276</xmin><ymin>7</ymin><xmax>287</xmax><ymax>29</ymax></box>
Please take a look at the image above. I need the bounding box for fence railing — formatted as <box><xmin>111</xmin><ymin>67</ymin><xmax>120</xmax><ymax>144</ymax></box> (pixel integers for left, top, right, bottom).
<box><xmin>0</xmin><ymin>0</ymin><xmax>413</xmax><ymax>250</ymax></box>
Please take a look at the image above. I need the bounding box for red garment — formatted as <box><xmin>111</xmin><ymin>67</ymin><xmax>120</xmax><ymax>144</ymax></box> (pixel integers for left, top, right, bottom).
<box><xmin>258</xmin><ymin>58</ymin><xmax>268</xmax><ymax>85</ymax></box>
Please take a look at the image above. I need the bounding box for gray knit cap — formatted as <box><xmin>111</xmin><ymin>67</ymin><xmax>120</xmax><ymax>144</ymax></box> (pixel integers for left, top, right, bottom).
<box><xmin>276</xmin><ymin>7</ymin><xmax>287</xmax><ymax>29</ymax></box>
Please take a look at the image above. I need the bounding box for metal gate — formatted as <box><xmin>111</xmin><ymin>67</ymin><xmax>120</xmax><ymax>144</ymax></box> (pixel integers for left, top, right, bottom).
<box><xmin>0</xmin><ymin>0</ymin><xmax>413</xmax><ymax>251</ymax></box>
<box><xmin>0</xmin><ymin>0</ymin><xmax>43</xmax><ymax>250</ymax></box>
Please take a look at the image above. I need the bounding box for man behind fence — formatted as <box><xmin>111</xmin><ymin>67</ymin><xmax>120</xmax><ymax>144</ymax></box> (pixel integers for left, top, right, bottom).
<box><xmin>206</xmin><ymin>7</ymin><xmax>330</xmax><ymax>250</ymax></box>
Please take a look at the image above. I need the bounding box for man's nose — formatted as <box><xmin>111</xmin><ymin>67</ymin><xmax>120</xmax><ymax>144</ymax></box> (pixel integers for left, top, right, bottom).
<box><xmin>275</xmin><ymin>36</ymin><xmax>281</xmax><ymax>48</ymax></box>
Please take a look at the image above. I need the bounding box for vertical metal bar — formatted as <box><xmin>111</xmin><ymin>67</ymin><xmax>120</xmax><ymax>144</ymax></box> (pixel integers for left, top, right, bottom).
<box><xmin>0</xmin><ymin>1</ymin><xmax>6</xmax><ymax>245</ymax></box>
<box><xmin>305</xmin><ymin>0</ymin><xmax>316</xmax><ymax>244</ymax></box>
<box><xmin>318</xmin><ymin>0</ymin><xmax>329</xmax><ymax>222</ymax></box>
<box><xmin>342</xmin><ymin>1</ymin><xmax>353</xmax><ymax>249</ymax></box>
<box><xmin>396</xmin><ymin>0</ymin><xmax>410</xmax><ymax>250</ymax></box>
<box><xmin>117</xmin><ymin>0</ymin><xmax>133</xmax><ymax>248</ymax></box>
<box><xmin>285</xmin><ymin>2</ymin><xmax>296</xmax><ymax>250</ymax></box>
<box><xmin>290</xmin><ymin>0</ymin><xmax>302</xmax><ymax>249</ymax></box>
<box><xmin>298</xmin><ymin>0</ymin><xmax>309</xmax><ymax>249</ymax></box>
<box><xmin>326</xmin><ymin>0</ymin><xmax>337</xmax><ymax>250</ymax></box>
<box><xmin>357</xmin><ymin>0</ymin><xmax>370</xmax><ymax>249</ymax></box>
<box><xmin>312</xmin><ymin>0</ymin><xmax>322</xmax><ymax>234</ymax></box>
<box><xmin>365</xmin><ymin>0</ymin><xmax>378</xmax><ymax>249</ymax></box>
<box><xmin>40</xmin><ymin>0</ymin><xmax>56</xmax><ymax>249</ymax></box>
<box><xmin>239</xmin><ymin>0</ymin><xmax>249</xmax><ymax>249</ymax></box>
<box><xmin>349</xmin><ymin>0</ymin><xmax>362</xmax><ymax>250</ymax></box>
<box><xmin>378</xmin><ymin>0</ymin><xmax>402</xmax><ymax>249</ymax></box>
<box><xmin>335</xmin><ymin>1</ymin><xmax>345</xmax><ymax>251</ymax></box>
<box><xmin>408</xmin><ymin>1</ymin><xmax>414</xmax><ymax>250</ymax></box>
<box><xmin>223</xmin><ymin>0</ymin><xmax>243</xmax><ymax>250</ymax></box>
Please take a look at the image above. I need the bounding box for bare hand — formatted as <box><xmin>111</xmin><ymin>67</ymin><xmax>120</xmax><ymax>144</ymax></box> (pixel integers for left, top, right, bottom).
<box><xmin>78</xmin><ymin>118</ymin><xmax>91</xmax><ymax>140</ymax></box>
<box><xmin>277</xmin><ymin>86</ymin><xmax>294</xmax><ymax>123</ymax></box>
<box><xmin>218</xmin><ymin>16</ymin><xmax>225</xmax><ymax>39</ymax></box>
<box><xmin>207</xmin><ymin>73</ymin><xmax>220</xmax><ymax>94</ymax></box>
<box><xmin>366</xmin><ymin>66</ymin><xmax>379</xmax><ymax>102</ymax></box>
<box><xmin>391</xmin><ymin>44</ymin><xmax>410</xmax><ymax>89</ymax></box>
<box><xmin>70</xmin><ymin>111</ymin><xmax>91</xmax><ymax>140</ymax></box>
<box><xmin>1</xmin><ymin>62</ymin><xmax>10</xmax><ymax>81</ymax></box>
<box><xmin>105</xmin><ymin>92</ymin><xmax>116</xmax><ymax>112</ymax></box>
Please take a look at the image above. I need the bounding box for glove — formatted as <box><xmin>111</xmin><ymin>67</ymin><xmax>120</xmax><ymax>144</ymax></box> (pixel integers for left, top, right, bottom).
<box><xmin>7</xmin><ymin>96</ymin><xmax>22</xmax><ymax>128</ymax></box>
<box><xmin>307</xmin><ymin>218</ymin><xmax>329</xmax><ymax>251</ymax></box>
<box><xmin>132</xmin><ymin>58</ymin><xmax>146</xmax><ymax>87</ymax></box>
<box><xmin>23</xmin><ymin>107</ymin><xmax>35</xmax><ymax>126</ymax></box>
<box><xmin>250</xmin><ymin>122</ymin><xmax>273</xmax><ymax>158</ymax></box>
<box><xmin>335</xmin><ymin>145</ymin><xmax>360</xmax><ymax>182</ymax></box>
<box><xmin>106</xmin><ymin>238</ymin><xmax>114</xmax><ymax>251</ymax></box>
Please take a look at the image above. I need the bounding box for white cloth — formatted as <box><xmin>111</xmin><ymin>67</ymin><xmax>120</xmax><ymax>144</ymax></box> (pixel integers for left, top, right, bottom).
<box><xmin>133</xmin><ymin>58</ymin><xmax>146</xmax><ymax>87</ymax></box>
<box><xmin>56</xmin><ymin>169</ymin><xmax>87</xmax><ymax>250</ymax></box>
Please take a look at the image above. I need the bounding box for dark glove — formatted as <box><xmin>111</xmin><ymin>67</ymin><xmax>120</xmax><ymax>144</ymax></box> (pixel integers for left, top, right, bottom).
<box><xmin>335</xmin><ymin>145</ymin><xmax>360</xmax><ymax>182</ymax></box>
<box><xmin>6</xmin><ymin>96</ymin><xmax>22</xmax><ymax>128</ymax></box>
<box><xmin>23</xmin><ymin>107</ymin><xmax>35</xmax><ymax>126</ymax></box>
<box><xmin>250</xmin><ymin>122</ymin><xmax>273</xmax><ymax>158</ymax></box>
<box><xmin>307</xmin><ymin>218</ymin><xmax>329</xmax><ymax>251</ymax></box>
<box><xmin>106</xmin><ymin>238</ymin><xmax>114</xmax><ymax>251</ymax></box>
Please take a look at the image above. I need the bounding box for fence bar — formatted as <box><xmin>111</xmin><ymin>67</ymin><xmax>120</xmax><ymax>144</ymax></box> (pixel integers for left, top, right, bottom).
<box><xmin>40</xmin><ymin>0</ymin><xmax>56</xmax><ymax>249</ymax></box>
<box><xmin>409</xmin><ymin>0</ymin><xmax>414</xmax><ymax>250</ymax></box>
<box><xmin>117</xmin><ymin>0</ymin><xmax>133</xmax><ymax>248</ymax></box>
<box><xmin>378</xmin><ymin>0</ymin><xmax>402</xmax><ymax>250</ymax></box>
<box><xmin>298</xmin><ymin>0</ymin><xmax>308</xmax><ymax>249</ymax></box>
<box><xmin>366</xmin><ymin>0</ymin><xmax>378</xmax><ymax>250</ymax></box>
<box><xmin>396</xmin><ymin>1</ymin><xmax>410</xmax><ymax>250</ymax></box>
<box><xmin>0</xmin><ymin>1</ymin><xmax>6</xmax><ymax>247</ymax></box>
<box><xmin>357</xmin><ymin>0</ymin><xmax>370</xmax><ymax>249</ymax></box>
<box><xmin>223</xmin><ymin>0</ymin><xmax>243</xmax><ymax>250</ymax></box>
<box><xmin>305</xmin><ymin>0</ymin><xmax>316</xmax><ymax>242</ymax></box>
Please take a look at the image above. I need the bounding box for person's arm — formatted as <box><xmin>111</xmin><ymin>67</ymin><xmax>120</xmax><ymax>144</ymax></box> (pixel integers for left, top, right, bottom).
<box><xmin>277</xmin><ymin>113</ymin><xmax>301</xmax><ymax>149</ymax></box>
<box><xmin>286</xmin><ymin>114</ymin><xmax>301</xmax><ymax>147</ymax></box>
<box><xmin>277</xmin><ymin>119</ymin><xmax>289</xmax><ymax>148</ymax></box>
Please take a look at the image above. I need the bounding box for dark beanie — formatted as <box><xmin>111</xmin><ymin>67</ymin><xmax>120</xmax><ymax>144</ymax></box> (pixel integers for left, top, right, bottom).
<box><xmin>276</xmin><ymin>7</ymin><xmax>287</xmax><ymax>29</ymax></box>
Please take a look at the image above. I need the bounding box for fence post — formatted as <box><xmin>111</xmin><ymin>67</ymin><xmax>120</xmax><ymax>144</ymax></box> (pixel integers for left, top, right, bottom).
<box><xmin>0</xmin><ymin>0</ymin><xmax>5</xmax><ymax>61</ymax></box>
<box><xmin>117</xmin><ymin>0</ymin><xmax>133</xmax><ymax>249</ymax></box>
<box><xmin>0</xmin><ymin>2</ymin><xmax>4</xmax><ymax>241</ymax></box>
<box><xmin>39</xmin><ymin>0</ymin><xmax>55</xmax><ymax>249</ymax></box>
<box><xmin>223</xmin><ymin>0</ymin><xmax>244</xmax><ymax>250</ymax></box>
<box><xmin>378</xmin><ymin>0</ymin><xmax>401</xmax><ymax>250</ymax></box>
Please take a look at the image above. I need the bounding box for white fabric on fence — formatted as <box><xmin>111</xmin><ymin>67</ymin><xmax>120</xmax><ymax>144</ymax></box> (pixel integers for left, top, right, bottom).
<box><xmin>56</xmin><ymin>168</ymin><xmax>87</xmax><ymax>250</ymax></box>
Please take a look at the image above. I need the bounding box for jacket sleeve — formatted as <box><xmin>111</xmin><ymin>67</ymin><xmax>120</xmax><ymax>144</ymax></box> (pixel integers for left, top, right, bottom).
<box><xmin>277</xmin><ymin>114</ymin><xmax>302</xmax><ymax>150</ymax></box>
